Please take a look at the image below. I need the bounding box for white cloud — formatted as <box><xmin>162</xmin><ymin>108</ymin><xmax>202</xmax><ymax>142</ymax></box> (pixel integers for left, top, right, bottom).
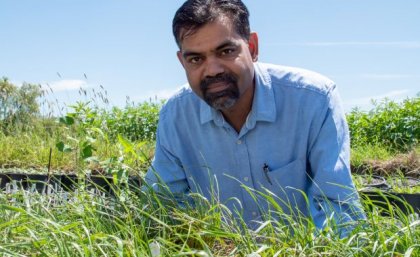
<box><xmin>43</xmin><ymin>79</ymin><xmax>89</xmax><ymax>92</ymax></box>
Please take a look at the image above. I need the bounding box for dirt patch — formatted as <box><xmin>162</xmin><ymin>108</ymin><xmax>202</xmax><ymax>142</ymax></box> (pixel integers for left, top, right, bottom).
<box><xmin>352</xmin><ymin>150</ymin><xmax>420</xmax><ymax>178</ymax></box>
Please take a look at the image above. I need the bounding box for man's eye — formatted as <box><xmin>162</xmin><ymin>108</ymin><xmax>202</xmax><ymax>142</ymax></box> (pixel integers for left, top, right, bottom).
<box><xmin>221</xmin><ymin>48</ymin><xmax>235</xmax><ymax>56</ymax></box>
<box><xmin>188</xmin><ymin>56</ymin><xmax>202</xmax><ymax>64</ymax></box>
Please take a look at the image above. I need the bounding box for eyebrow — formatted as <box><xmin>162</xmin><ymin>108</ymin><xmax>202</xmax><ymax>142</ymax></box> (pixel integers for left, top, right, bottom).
<box><xmin>182</xmin><ymin>40</ymin><xmax>239</xmax><ymax>59</ymax></box>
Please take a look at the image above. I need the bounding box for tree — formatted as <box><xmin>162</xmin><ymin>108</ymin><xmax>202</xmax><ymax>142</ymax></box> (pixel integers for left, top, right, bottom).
<box><xmin>0</xmin><ymin>77</ymin><xmax>42</xmax><ymax>132</ymax></box>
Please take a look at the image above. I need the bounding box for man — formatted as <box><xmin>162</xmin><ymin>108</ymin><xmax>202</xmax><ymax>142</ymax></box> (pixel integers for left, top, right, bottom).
<box><xmin>145</xmin><ymin>0</ymin><xmax>365</xmax><ymax>235</ymax></box>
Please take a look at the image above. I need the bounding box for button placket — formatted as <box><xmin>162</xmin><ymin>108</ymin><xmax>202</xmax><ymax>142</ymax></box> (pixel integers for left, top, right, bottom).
<box><xmin>235</xmin><ymin>136</ymin><xmax>259</xmax><ymax>214</ymax></box>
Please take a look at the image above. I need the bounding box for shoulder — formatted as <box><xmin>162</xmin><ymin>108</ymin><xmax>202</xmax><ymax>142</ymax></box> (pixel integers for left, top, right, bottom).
<box><xmin>159</xmin><ymin>84</ymin><xmax>200</xmax><ymax>121</ymax></box>
<box><xmin>256</xmin><ymin>62</ymin><xmax>336</xmax><ymax>96</ymax></box>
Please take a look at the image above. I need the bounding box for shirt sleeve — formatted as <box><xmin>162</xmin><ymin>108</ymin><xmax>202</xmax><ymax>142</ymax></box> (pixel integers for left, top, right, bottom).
<box><xmin>307</xmin><ymin>85</ymin><xmax>366</xmax><ymax>237</ymax></box>
<box><xmin>143</xmin><ymin>113</ymin><xmax>190</xmax><ymax>198</ymax></box>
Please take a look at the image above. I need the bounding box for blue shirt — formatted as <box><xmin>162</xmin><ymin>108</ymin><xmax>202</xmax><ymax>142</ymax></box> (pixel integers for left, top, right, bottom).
<box><xmin>145</xmin><ymin>62</ymin><xmax>365</xmax><ymax>234</ymax></box>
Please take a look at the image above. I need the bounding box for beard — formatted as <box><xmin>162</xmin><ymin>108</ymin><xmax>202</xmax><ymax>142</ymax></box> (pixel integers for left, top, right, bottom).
<box><xmin>199</xmin><ymin>73</ymin><xmax>239</xmax><ymax>110</ymax></box>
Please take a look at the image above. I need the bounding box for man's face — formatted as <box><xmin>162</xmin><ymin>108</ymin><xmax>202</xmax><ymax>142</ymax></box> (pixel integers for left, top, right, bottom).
<box><xmin>177</xmin><ymin>17</ymin><xmax>258</xmax><ymax>110</ymax></box>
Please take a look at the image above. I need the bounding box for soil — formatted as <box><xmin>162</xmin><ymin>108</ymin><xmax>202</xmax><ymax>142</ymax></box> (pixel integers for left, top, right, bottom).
<box><xmin>351</xmin><ymin>150</ymin><xmax>420</xmax><ymax>178</ymax></box>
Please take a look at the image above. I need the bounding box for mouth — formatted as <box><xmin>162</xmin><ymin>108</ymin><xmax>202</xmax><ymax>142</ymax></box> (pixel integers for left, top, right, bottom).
<box><xmin>205</xmin><ymin>82</ymin><xmax>231</xmax><ymax>94</ymax></box>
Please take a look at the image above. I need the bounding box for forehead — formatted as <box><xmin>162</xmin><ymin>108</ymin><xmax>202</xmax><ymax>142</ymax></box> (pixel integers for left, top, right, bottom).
<box><xmin>179</xmin><ymin>17</ymin><xmax>245</xmax><ymax>52</ymax></box>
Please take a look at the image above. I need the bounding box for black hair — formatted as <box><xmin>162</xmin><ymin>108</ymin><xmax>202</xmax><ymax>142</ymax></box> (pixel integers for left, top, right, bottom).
<box><xmin>172</xmin><ymin>0</ymin><xmax>250</xmax><ymax>48</ymax></box>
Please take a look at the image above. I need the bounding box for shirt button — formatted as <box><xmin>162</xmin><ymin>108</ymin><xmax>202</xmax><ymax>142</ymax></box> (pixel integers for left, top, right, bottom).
<box><xmin>236</xmin><ymin>140</ymin><xmax>242</xmax><ymax>145</ymax></box>
<box><xmin>244</xmin><ymin>177</ymin><xmax>249</xmax><ymax>182</ymax></box>
<box><xmin>252</xmin><ymin>211</ymin><xmax>258</xmax><ymax>216</ymax></box>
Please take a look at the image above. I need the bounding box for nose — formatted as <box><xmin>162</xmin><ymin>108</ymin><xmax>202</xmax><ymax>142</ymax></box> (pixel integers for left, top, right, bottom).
<box><xmin>204</xmin><ymin>56</ymin><xmax>225</xmax><ymax>77</ymax></box>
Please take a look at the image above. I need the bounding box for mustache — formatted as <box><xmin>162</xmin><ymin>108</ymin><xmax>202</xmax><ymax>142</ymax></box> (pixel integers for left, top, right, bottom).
<box><xmin>200</xmin><ymin>73</ymin><xmax>237</xmax><ymax>91</ymax></box>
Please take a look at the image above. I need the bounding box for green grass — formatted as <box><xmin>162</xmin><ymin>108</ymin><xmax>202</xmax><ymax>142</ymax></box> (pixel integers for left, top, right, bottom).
<box><xmin>0</xmin><ymin>128</ymin><xmax>154</xmax><ymax>175</ymax></box>
<box><xmin>0</xmin><ymin>130</ymin><xmax>62</xmax><ymax>169</ymax></box>
<box><xmin>0</xmin><ymin>184</ymin><xmax>418</xmax><ymax>256</ymax></box>
<box><xmin>350</xmin><ymin>144</ymin><xmax>394</xmax><ymax>169</ymax></box>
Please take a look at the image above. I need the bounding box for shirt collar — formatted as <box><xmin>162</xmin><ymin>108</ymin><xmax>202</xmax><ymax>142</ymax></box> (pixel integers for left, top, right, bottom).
<box><xmin>199</xmin><ymin>98</ymin><xmax>216</xmax><ymax>124</ymax></box>
<box><xmin>200</xmin><ymin>62</ymin><xmax>276</xmax><ymax>126</ymax></box>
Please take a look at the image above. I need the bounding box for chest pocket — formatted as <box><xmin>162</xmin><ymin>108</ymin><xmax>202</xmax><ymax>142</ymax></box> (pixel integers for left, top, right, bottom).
<box><xmin>263</xmin><ymin>159</ymin><xmax>309</xmax><ymax>195</ymax></box>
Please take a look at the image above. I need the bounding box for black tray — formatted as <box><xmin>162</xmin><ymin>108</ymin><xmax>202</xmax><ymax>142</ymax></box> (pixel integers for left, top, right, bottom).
<box><xmin>0</xmin><ymin>172</ymin><xmax>142</xmax><ymax>195</ymax></box>
<box><xmin>360</xmin><ymin>190</ymin><xmax>420</xmax><ymax>215</ymax></box>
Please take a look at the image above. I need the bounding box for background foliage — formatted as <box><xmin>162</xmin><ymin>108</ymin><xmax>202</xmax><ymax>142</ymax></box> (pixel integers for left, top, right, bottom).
<box><xmin>0</xmin><ymin>78</ymin><xmax>419</xmax><ymax>174</ymax></box>
<box><xmin>347</xmin><ymin>94</ymin><xmax>419</xmax><ymax>152</ymax></box>
<box><xmin>0</xmin><ymin>77</ymin><xmax>42</xmax><ymax>133</ymax></box>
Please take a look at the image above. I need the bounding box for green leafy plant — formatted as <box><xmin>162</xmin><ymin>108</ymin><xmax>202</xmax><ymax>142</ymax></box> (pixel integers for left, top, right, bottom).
<box><xmin>56</xmin><ymin>101</ymin><xmax>105</xmax><ymax>171</ymax></box>
<box><xmin>103</xmin><ymin>101</ymin><xmax>162</xmax><ymax>142</ymax></box>
<box><xmin>347</xmin><ymin>95</ymin><xmax>419</xmax><ymax>152</ymax></box>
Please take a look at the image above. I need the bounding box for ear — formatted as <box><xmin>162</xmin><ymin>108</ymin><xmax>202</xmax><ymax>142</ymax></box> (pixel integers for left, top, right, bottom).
<box><xmin>177</xmin><ymin>51</ymin><xmax>185</xmax><ymax>68</ymax></box>
<box><xmin>248</xmin><ymin>32</ymin><xmax>259</xmax><ymax>62</ymax></box>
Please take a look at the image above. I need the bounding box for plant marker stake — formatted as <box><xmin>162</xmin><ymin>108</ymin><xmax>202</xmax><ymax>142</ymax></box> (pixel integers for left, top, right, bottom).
<box><xmin>48</xmin><ymin>147</ymin><xmax>52</xmax><ymax>175</ymax></box>
<box><xmin>75</xmin><ymin>147</ymin><xmax>78</xmax><ymax>168</ymax></box>
<box><xmin>47</xmin><ymin>147</ymin><xmax>52</xmax><ymax>194</ymax></box>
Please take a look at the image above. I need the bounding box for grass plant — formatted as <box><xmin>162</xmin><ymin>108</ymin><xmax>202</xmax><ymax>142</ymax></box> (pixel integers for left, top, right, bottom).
<box><xmin>350</xmin><ymin>144</ymin><xmax>394</xmax><ymax>169</ymax></box>
<box><xmin>0</xmin><ymin>183</ymin><xmax>418</xmax><ymax>256</ymax></box>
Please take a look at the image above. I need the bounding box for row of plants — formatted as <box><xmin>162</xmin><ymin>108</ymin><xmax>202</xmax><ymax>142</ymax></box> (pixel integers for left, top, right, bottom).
<box><xmin>0</xmin><ymin>77</ymin><xmax>161</xmax><ymax>142</ymax></box>
<box><xmin>347</xmin><ymin>95</ymin><xmax>419</xmax><ymax>152</ymax></box>
<box><xmin>60</xmin><ymin>100</ymin><xmax>161</xmax><ymax>143</ymax></box>
<box><xmin>3</xmin><ymin>78</ymin><xmax>419</xmax><ymax>148</ymax></box>
<box><xmin>2</xmin><ymin>78</ymin><xmax>419</xmax><ymax>149</ymax></box>
<box><xmin>0</xmin><ymin>180</ymin><xmax>418</xmax><ymax>256</ymax></box>
<box><xmin>46</xmin><ymin>92</ymin><xmax>420</xmax><ymax>153</ymax></box>
<box><xmin>1</xmin><ymin>79</ymin><xmax>419</xmax><ymax>180</ymax></box>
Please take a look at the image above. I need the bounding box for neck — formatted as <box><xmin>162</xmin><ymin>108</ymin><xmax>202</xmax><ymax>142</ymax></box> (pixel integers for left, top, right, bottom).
<box><xmin>221</xmin><ymin>84</ymin><xmax>255</xmax><ymax>133</ymax></box>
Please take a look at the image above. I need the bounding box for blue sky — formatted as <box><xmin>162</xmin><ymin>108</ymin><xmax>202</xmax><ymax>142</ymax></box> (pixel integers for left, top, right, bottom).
<box><xmin>1</xmin><ymin>0</ymin><xmax>419</xmax><ymax>114</ymax></box>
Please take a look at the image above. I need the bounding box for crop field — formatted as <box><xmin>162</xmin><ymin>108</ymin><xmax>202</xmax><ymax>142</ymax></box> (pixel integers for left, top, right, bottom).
<box><xmin>0</xmin><ymin>79</ymin><xmax>419</xmax><ymax>256</ymax></box>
